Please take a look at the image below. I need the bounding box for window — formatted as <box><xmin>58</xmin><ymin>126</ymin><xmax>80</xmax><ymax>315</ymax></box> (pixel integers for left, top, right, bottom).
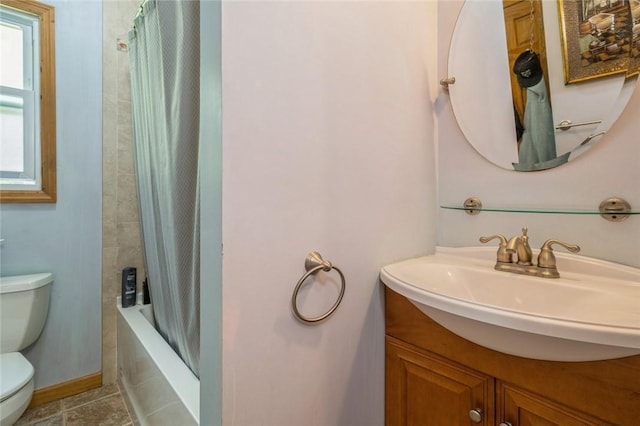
<box><xmin>0</xmin><ymin>0</ymin><xmax>55</xmax><ymax>202</ymax></box>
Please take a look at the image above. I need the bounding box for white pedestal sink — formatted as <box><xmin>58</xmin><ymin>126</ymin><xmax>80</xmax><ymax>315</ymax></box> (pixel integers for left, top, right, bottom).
<box><xmin>380</xmin><ymin>247</ymin><xmax>640</xmax><ymax>362</ymax></box>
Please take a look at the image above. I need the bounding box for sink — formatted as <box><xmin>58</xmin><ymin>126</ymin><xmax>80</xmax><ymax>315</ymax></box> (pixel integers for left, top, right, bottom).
<box><xmin>380</xmin><ymin>246</ymin><xmax>640</xmax><ymax>362</ymax></box>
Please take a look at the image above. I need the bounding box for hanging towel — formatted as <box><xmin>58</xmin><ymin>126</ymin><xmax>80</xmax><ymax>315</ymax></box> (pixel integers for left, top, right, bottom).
<box><xmin>516</xmin><ymin>78</ymin><xmax>556</xmax><ymax>167</ymax></box>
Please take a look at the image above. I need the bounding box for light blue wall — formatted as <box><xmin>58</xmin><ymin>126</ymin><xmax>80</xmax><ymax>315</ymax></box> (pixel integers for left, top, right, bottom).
<box><xmin>0</xmin><ymin>0</ymin><xmax>102</xmax><ymax>389</ymax></box>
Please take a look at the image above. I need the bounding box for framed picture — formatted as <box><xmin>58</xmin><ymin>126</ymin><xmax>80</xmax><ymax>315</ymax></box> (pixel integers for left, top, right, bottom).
<box><xmin>558</xmin><ymin>0</ymin><xmax>634</xmax><ymax>84</ymax></box>
<box><xmin>629</xmin><ymin>0</ymin><xmax>640</xmax><ymax>76</ymax></box>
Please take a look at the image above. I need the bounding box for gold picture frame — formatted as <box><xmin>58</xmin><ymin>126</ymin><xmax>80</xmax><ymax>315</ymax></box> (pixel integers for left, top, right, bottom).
<box><xmin>629</xmin><ymin>0</ymin><xmax>640</xmax><ymax>76</ymax></box>
<box><xmin>558</xmin><ymin>0</ymin><xmax>633</xmax><ymax>84</ymax></box>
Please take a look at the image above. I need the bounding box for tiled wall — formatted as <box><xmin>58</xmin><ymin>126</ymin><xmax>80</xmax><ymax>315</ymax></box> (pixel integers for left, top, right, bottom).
<box><xmin>102</xmin><ymin>0</ymin><xmax>144</xmax><ymax>385</ymax></box>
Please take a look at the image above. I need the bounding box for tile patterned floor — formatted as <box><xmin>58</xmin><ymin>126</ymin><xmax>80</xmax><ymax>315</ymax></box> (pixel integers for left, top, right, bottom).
<box><xmin>15</xmin><ymin>383</ymin><xmax>133</xmax><ymax>426</ymax></box>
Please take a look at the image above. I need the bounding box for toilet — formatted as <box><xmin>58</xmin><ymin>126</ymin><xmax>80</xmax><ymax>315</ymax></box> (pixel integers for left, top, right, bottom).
<box><xmin>0</xmin><ymin>273</ymin><xmax>53</xmax><ymax>426</ymax></box>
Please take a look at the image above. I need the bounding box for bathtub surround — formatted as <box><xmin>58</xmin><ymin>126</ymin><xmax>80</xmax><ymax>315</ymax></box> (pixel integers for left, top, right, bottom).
<box><xmin>102</xmin><ymin>0</ymin><xmax>145</xmax><ymax>385</ymax></box>
<box><xmin>117</xmin><ymin>303</ymin><xmax>199</xmax><ymax>424</ymax></box>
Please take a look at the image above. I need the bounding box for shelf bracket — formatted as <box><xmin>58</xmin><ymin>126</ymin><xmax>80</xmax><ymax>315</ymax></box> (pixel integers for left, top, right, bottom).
<box><xmin>463</xmin><ymin>197</ymin><xmax>482</xmax><ymax>215</ymax></box>
<box><xmin>599</xmin><ymin>198</ymin><xmax>631</xmax><ymax>222</ymax></box>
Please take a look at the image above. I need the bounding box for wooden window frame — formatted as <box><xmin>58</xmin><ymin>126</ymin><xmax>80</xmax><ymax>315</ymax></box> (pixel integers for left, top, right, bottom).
<box><xmin>0</xmin><ymin>0</ymin><xmax>55</xmax><ymax>203</ymax></box>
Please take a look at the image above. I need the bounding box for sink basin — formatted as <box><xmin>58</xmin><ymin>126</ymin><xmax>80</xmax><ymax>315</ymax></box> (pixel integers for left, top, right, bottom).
<box><xmin>380</xmin><ymin>246</ymin><xmax>640</xmax><ymax>362</ymax></box>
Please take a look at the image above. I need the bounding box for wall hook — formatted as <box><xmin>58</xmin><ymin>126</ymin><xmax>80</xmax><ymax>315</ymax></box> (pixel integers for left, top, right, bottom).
<box><xmin>440</xmin><ymin>77</ymin><xmax>456</xmax><ymax>89</ymax></box>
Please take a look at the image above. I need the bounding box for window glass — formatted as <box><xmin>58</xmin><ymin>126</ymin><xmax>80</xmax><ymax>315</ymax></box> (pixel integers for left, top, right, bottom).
<box><xmin>0</xmin><ymin>21</ymin><xmax>25</xmax><ymax>89</ymax></box>
<box><xmin>0</xmin><ymin>94</ymin><xmax>25</xmax><ymax>173</ymax></box>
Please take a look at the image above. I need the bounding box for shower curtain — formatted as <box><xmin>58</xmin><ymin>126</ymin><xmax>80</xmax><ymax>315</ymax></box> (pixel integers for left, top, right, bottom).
<box><xmin>128</xmin><ymin>0</ymin><xmax>200</xmax><ymax>376</ymax></box>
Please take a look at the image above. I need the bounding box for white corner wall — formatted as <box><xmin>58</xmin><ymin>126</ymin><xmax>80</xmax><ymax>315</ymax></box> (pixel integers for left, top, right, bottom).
<box><xmin>437</xmin><ymin>1</ymin><xmax>640</xmax><ymax>268</ymax></box>
<box><xmin>220</xmin><ymin>1</ymin><xmax>437</xmax><ymax>424</ymax></box>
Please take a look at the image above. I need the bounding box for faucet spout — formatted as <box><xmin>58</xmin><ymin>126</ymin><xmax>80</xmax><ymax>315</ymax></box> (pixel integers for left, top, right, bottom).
<box><xmin>506</xmin><ymin>235</ymin><xmax>520</xmax><ymax>251</ymax></box>
<box><xmin>506</xmin><ymin>228</ymin><xmax>533</xmax><ymax>265</ymax></box>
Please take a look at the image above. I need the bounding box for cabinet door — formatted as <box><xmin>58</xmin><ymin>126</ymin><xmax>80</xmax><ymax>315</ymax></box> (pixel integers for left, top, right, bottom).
<box><xmin>498</xmin><ymin>382</ymin><xmax>612</xmax><ymax>426</ymax></box>
<box><xmin>386</xmin><ymin>338</ymin><xmax>495</xmax><ymax>426</ymax></box>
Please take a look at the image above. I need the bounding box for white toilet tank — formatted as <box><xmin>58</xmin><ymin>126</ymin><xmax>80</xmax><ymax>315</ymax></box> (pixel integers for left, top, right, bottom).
<box><xmin>0</xmin><ymin>273</ymin><xmax>53</xmax><ymax>353</ymax></box>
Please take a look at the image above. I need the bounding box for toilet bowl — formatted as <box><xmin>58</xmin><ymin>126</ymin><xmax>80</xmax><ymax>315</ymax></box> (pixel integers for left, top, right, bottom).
<box><xmin>0</xmin><ymin>273</ymin><xmax>53</xmax><ymax>426</ymax></box>
<box><xmin>0</xmin><ymin>353</ymin><xmax>35</xmax><ymax>426</ymax></box>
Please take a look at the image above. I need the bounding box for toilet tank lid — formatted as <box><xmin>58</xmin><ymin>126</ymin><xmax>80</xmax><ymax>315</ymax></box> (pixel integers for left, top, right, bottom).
<box><xmin>0</xmin><ymin>352</ymin><xmax>34</xmax><ymax>402</ymax></box>
<box><xmin>0</xmin><ymin>273</ymin><xmax>53</xmax><ymax>294</ymax></box>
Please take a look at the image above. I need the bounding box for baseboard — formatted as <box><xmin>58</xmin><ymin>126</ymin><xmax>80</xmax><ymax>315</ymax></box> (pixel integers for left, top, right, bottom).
<box><xmin>28</xmin><ymin>372</ymin><xmax>102</xmax><ymax>408</ymax></box>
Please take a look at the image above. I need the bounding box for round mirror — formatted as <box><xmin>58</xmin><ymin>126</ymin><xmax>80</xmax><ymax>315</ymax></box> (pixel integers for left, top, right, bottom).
<box><xmin>448</xmin><ymin>0</ymin><xmax>638</xmax><ymax>172</ymax></box>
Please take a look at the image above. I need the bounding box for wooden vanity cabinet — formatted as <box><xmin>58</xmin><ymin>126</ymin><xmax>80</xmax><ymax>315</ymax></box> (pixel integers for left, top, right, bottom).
<box><xmin>498</xmin><ymin>382</ymin><xmax>607</xmax><ymax>426</ymax></box>
<box><xmin>386</xmin><ymin>339</ymin><xmax>494</xmax><ymax>425</ymax></box>
<box><xmin>385</xmin><ymin>287</ymin><xmax>640</xmax><ymax>426</ymax></box>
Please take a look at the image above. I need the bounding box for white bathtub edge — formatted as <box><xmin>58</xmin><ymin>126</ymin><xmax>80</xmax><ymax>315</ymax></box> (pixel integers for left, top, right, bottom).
<box><xmin>117</xmin><ymin>301</ymin><xmax>200</xmax><ymax>423</ymax></box>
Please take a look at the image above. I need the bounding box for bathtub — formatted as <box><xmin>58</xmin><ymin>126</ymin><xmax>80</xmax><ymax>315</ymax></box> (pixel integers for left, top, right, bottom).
<box><xmin>117</xmin><ymin>301</ymin><xmax>199</xmax><ymax>425</ymax></box>
<box><xmin>588</xmin><ymin>13</ymin><xmax>615</xmax><ymax>33</ymax></box>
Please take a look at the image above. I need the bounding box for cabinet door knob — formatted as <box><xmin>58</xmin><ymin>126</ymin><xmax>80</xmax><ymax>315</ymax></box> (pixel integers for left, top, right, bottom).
<box><xmin>499</xmin><ymin>423</ymin><xmax>513</xmax><ymax>426</ymax></box>
<box><xmin>468</xmin><ymin>408</ymin><xmax>483</xmax><ymax>423</ymax></box>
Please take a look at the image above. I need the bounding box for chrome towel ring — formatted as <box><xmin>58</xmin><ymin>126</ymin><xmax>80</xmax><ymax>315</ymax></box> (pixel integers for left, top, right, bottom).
<box><xmin>291</xmin><ymin>251</ymin><xmax>346</xmax><ymax>324</ymax></box>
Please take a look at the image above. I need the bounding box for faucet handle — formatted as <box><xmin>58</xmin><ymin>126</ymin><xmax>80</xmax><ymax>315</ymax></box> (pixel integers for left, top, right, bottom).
<box><xmin>538</xmin><ymin>239</ymin><xmax>581</xmax><ymax>269</ymax></box>
<box><xmin>479</xmin><ymin>234</ymin><xmax>512</xmax><ymax>263</ymax></box>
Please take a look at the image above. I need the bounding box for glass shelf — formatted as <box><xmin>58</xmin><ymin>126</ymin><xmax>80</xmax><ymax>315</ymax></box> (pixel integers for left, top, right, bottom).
<box><xmin>440</xmin><ymin>205</ymin><xmax>640</xmax><ymax>216</ymax></box>
<box><xmin>441</xmin><ymin>197</ymin><xmax>635</xmax><ymax>222</ymax></box>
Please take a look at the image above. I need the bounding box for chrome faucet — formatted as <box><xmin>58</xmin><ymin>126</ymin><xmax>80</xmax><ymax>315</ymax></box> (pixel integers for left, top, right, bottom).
<box><xmin>480</xmin><ymin>228</ymin><xmax>580</xmax><ymax>278</ymax></box>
